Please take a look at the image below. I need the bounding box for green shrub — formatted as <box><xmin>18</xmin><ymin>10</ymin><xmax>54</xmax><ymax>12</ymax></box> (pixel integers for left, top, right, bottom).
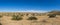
<box><xmin>26</xmin><ymin>14</ymin><xmax>29</xmax><ymax>16</ymax></box>
<box><xmin>0</xmin><ymin>15</ymin><xmax>2</xmax><ymax>18</ymax></box>
<box><xmin>0</xmin><ymin>23</ymin><xmax>2</xmax><ymax>25</ymax></box>
<box><xmin>42</xmin><ymin>20</ymin><xmax>47</xmax><ymax>23</ymax></box>
<box><xmin>27</xmin><ymin>17</ymin><xmax>37</xmax><ymax>20</ymax></box>
<box><xmin>48</xmin><ymin>14</ymin><xmax>56</xmax><ymax>18</ymax></box>
<box><xmin>20</xmin><ymin>14</ymin><xmax>24</xmax><ymax>16</ymax></box>
<box><xmin>11</xmin><ymin>15</ymin><xmax>23</xmax><ymax>21</ymax></box>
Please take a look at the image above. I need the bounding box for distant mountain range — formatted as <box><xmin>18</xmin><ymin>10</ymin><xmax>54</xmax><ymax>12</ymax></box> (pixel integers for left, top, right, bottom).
<box><xmin>48</xmin><ymin>10</ymin><xmax>60</xmax><ymax>15</ymax></box>
<box><xmin>0</xmin><ymin>10</ymin><xmax>48</xmax><ymax>13</ymax></box>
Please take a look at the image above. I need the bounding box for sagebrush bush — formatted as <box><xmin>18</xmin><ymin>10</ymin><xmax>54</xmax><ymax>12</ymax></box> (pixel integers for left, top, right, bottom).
<box><xmin>11</xmin><ymin>15</ymin><xmax>23</xmax><ymax>21</ymax></box>
<box><xmin>42</xmin><ymin>20</ymin><xmax>47</xmax><ymax>23</ymax></box>
<box><xmin>27</xmin><ymin>17</ymin><xmax>37</xmax><ymax>20</ymax></box>
<box><xmin>0</xmin><ymin>23</ymin><xmax>2</xmax><ymax>25</ymax></box>
<box><xmin>0</xmin><ymin>15</ymin><xmax>2</xmax><ymax>18</ymax></box>
<box><xmin>48</xmin><ymin>14</ymin><xmax>56</xmax><ymax>18</ymax></box>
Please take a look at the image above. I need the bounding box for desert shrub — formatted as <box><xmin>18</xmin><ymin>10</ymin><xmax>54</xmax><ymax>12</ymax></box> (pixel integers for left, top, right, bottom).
<box><xmin>20</xmin><ymin>14</ymin><xmax>24</xmax><ymax>16</ymax></box>
<box><xmin>0</xmin><ymin>23</ymin><xmax>2</xmax><ymax>25</ymax></box>
<box><xmin>48</xmin><ymin>14</ymin><xmax>56</xmax><ymax>18</ymax></box>
<box><xmin>26</xmin><ymin>14</ymin><xmax>29</xmax><ymax>16</ymax></box>
<box><xmin>42</xmin><ymin>20</ymin><xmax>47</xmax><ymax>23</ymax></box>
<box><xmin>11</xmin><ymin>15</ymin><xmax>23</xmax><ymax>21</ymax></box>
<box><xmin>32</xmin><ymin>13</ymin><xmax>35</xmax><ymax>16</ymax></box>
<box><xmin>27</xmin><ymin>17</ymin><xmax>37</xmax><ymax>20</ymax></box>
<box><xmin>0</xmin><ymin>15</ymin><xmax>2</xmax><ymax>18</ymax></box>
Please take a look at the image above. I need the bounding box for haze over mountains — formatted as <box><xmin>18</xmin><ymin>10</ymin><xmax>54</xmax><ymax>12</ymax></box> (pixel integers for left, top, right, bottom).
<box><xmin>0</xmin><ymin>10</ymin><xmax>60</xmax><ymax>13</ymax></box>
<box><xmin>0</xmin><ymin>10</ymin><xmax>49</xmax><ymax>13</ymax></box>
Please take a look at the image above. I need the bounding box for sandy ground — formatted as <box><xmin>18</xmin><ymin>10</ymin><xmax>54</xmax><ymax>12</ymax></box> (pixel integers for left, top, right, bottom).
<box><xmin>0</xmin><ymin>14</ymin><xmax>60</xmax><ymax>25</ymax></box>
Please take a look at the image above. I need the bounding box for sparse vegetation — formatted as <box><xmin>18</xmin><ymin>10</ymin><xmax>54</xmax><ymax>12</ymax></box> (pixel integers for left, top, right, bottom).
<box><xmin>11</xmin><ymin>15</ymin><xmax>23</xmax><ymax>21</ymax></box>
<box><xmin>27</xmin><ymin>16</ymin><xmax>37</xmax><ymax>20</ymax></box>
<box><xmin>42</xmin><ymin>20</ymin><xmax>47</xmax><ymax>23</ymax></box>
<box><xmin>1</xmin><ymin>12</ymin><xmax>60</xmax><ymax>25</ymax></box>
<box><xmin>26</xmin><ymin>14</ymin><xmax>29</xmax><ymax>16</ymax></box>
<box><xmin>32</xmin><ymin>13</ymin><xmax>35</xmax><ymax>16</ymax></box>
<box><xmin>20</xmin><ymin>14</ymin><xmax>24</xmax><ymax>16</ymax></box>
<box><xmin>48</xmin><ymin>14</ymin><xmax>56</xmax><ymax>18</ymax></box>
<box><xmin>0</xmin><ymin>23</ymin><xmax>2</xmax><ymax>25</ymax></box>
<box><xmin>0</xmin><ymin>15</ymin><xmax>2</xmax><ymax>18</ymax></box>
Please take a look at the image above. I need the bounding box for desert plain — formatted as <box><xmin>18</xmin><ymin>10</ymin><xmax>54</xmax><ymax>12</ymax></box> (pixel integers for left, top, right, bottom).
<box><xmin>0</xmin><ymin>11</ymin><xmax>60</xmax><ymax>25</ymax></box>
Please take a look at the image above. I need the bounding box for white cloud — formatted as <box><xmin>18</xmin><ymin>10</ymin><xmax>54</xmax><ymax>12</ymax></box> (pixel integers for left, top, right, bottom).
<box><xmin>16</xmin><ymin>10</ymin><xmax>48</xmax><ymax>13</ymax></box>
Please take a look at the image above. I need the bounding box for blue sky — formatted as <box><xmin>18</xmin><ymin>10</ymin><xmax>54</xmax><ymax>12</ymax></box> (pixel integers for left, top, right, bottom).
<box><xmin>0</xmin><ymin>0</ymin><xmax>60</xmax><ymax>12</ymax></box>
